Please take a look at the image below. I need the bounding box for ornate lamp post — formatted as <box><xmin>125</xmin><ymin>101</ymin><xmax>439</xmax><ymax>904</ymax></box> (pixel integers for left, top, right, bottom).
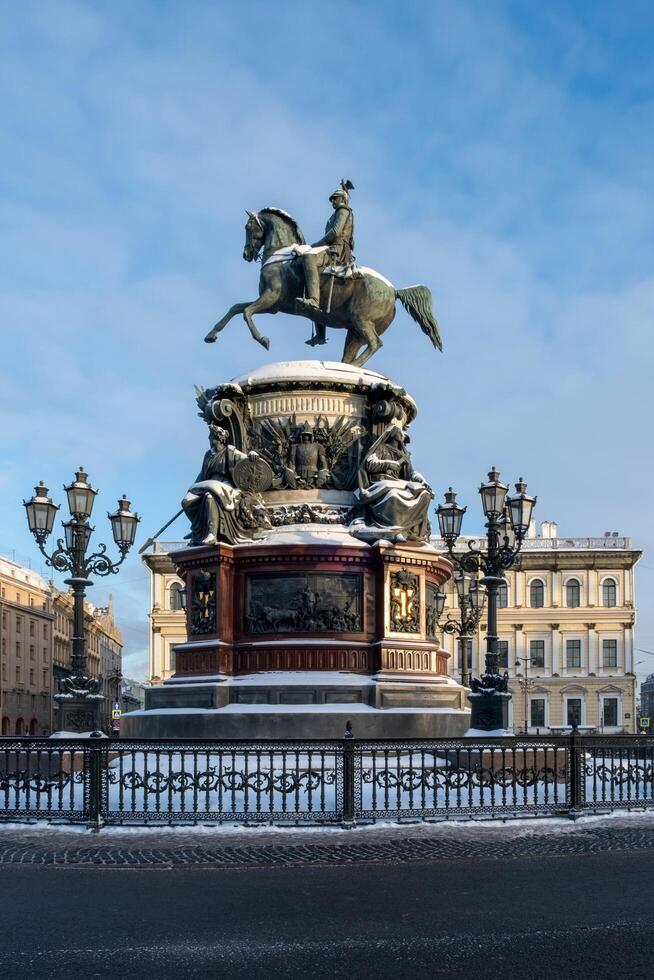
<box><xmin>436</xmin><ymin>469</ymin><xmax>536</xmax><ymax>731</ymax></box>
<box><xmin>437</xmin><ymin>573</ymin><xmax>486</xmax><ymax>688</ymax></box>
<box><xmin>24</xmin><ymin>468</ymin><xmax>139</xmax><ymax>733</ymax></box>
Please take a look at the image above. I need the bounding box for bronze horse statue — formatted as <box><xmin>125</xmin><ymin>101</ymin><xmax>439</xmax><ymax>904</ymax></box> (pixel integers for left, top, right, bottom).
<box><xmin>205</xmin><ymin>208</ymin><xmax>442</xmax><ymax>367</ymax></box>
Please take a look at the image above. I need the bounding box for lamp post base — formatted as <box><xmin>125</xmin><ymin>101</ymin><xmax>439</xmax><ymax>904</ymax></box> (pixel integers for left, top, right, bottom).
<box><xmin>54</xmin><ymin>694</ymin><xmax>104</xmax><ymax>735</ymax></box>
<box><xmin>467</xmin><ymin>689</ymin><xmax>510</xmax><ymax>732</ymax></box>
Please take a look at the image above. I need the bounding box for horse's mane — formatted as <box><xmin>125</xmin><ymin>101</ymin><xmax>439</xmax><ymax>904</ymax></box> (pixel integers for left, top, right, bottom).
<box><xmin>259</xmin><ymin>207</ymin><xmax>306</xmax><ymax>245</ymax></box>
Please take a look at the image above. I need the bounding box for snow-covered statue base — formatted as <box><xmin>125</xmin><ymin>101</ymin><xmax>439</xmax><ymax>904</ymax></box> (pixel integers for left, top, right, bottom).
<box><xmin>124</xmin><ymin>362</ymin><xmax>469</xmax><ymax>739</ymax></box>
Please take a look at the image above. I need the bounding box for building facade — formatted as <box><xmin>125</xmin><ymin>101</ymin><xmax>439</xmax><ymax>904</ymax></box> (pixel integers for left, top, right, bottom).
<box><xmin>0</xmin><ymin>556</ymin><xmax>54</xmax><ymax>736</ymax></box>
<box><xmin>52</xmin><ymin>588</ymin><xmax>123</xmax><ymax>733</ymax></box>
<box><xmin>640</xmin><ymin>674</ymin><xmax>654</xmax><ymax>724</ymax></box>
<box><xmin>437</xmin><ymin>523</ymin><xmax>640</xmax><ymax>733</ymax></box>
<box><xmin>122</xmin><ymin>678</ymin><xmax>146</xmax><ymax>713</ymax></box>
<box><xmin>0</xmin><ymin>555</ymin><xmax>125</xmax><ymax>736</ymax></box>
<box><xmin>144</xmin><ymin>523</ymin><xmax>641</xmax><ymax>734</ymax></box>
<box><xmin>93</xmin><ymin>597</ymin><xmax>123</xmax><ymax>732</ymax></box>
<box><xmin>142</xmin><ymin>542</ymin><xmax>187</xmax><ymax>684</ymax></box>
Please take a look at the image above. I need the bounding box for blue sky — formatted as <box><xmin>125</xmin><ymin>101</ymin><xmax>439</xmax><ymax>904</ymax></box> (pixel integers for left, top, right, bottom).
<box><xmin>2</xmin><ymin>1</ymin><xmax>654</xmax><ymax>681</ymax></box>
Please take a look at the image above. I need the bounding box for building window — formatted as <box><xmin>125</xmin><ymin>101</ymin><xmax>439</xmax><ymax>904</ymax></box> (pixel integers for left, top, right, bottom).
<box><xmin>457</xmin><ymin>638</ymin><xmax>473</xmax><ymax>670</ymax></box>
<box><xmin>29</xmin><ymin>645</ymin><xmax>35</xmax><ymax>661</ymax></box>
<box><xmin>529</xmin><ymin>579</ymin><xmax>544</xmax><ymax>608</ymax></box>
<box><xmin>169</xmin><ymin>582</ymin><xmax>184</xmax><ymax>611</ymax></box>
<box><xmin>29</xmin><ymin>620</ymin><xmax>35</xmax><ymax>637</ymax></box>
<box><xmin>29</xmin><ymin>669</ymin><xmax>34</xmax><ymax>685</ymax></box>
<box><xmin>567</xmin><ymin>698</ymin><xmax>582</xmax><ymax>727</ymax></box>
<box><xmin>529</xmin><ymin>640</ymin><xmax>545</xmax><ymax>669</ymax></box>
<box><xmin>43</xmin><ymin>624</ymin><xmax>47</xmax><ymax>638</ymax></box>
<box><xmin>497</xmin><ymin>582</ymin><xmax>508</xmax><ymax>608</ymax></box>
<box><xmin>602</xmin><ymin>639</ymin><xmax>618</xmax><ymax>669</ymax></box>
<box><xmin>16</xmin><ymin>641</ymin><xmax>21</xmax><ymax>659</ymax></box>
<box><xmin>1</xmin><ymin>611</ymin><xmax>6</xmax><ymax>628</ymax></box>
<box><xmin>565</xmin><ymin>579</ymin><xmax>581</xmax><ymax>608</ymax></box>
<box><xmin>16</xmin><ymin>667</ymin><xmax>21</xmax><ymax>684</ymax></box>
<box><xmin>16</xmin><ymin>616</ymin><xmax>22</xmax><ymax>633</ymax></box>
<box><xmin>603</xmin><ymin>698</ymin><xmax>619</xmax><ymax>727</ymax></box>
<box><xmin>42</xmin><ymin>669</ymin><xmax>47</xmax><ymax>688</ymax></box>
<box><xmin>530</xmin><ymin>698</ymin><xmax>546</xmax><ymax>728</ymax></box>
<box><xmin>566</xmin><ymin>639</ymin><xmax>581</xmax><ymax>669</ymax></box>
<box><xmin>498</xmin><ymin>640</ymin><xmax>509</xmax><ymax>669</ymax></box>
<box><xmin>602</xmin><ymin>578</ymin><xmax>617</xmax><ymax>607</ymax></box>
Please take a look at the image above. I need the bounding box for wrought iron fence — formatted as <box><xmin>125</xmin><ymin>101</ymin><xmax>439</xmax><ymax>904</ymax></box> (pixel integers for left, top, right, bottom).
<box><xmin>0</xmin><ymin>731</ymin><xmax>653</xmax><ymax>828</ymax></box>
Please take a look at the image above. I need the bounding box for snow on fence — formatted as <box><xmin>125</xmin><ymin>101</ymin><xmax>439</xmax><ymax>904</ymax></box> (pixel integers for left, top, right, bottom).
<box><xmin>0</xmin><ymin>733</ymin><xmax>653</xmax><ymax>827</ymax></box>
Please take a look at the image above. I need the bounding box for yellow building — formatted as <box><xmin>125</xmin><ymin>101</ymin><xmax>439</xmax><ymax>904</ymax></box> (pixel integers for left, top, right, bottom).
<box><xmin>143</xmin><ymin>524</ymin><xmax>641</xmax><ymax>733</ymax></box>
<box><xmin>142</xmin><ymin>542</ymin><xmax>187</xmax><ymax>684</ymax></box>
<box><xmin>0</xmin><ymin>556</ymin><xmax>54</xmax><ymax>735</ymax></box>
<box><xmin>438</xmin><ymin>522</ymin><xmax>641</xmax><ymax>733</ymax></box>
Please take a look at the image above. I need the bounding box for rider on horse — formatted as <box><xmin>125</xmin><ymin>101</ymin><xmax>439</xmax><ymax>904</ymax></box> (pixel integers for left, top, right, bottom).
<box><xmin>295</xmin><ymin>179</ymin><xmax>357</xmax><ymax>347</ymax></box>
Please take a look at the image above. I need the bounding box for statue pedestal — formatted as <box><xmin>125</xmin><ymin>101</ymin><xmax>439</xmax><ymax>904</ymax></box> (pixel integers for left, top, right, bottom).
<box><xmin>129</xmin><ymin>360</ymin><xmax>471</xmax><ymax>739</ymax></box>
<box><xmin>126</xmin><ymin>530</ymin><xmax>469</xmax><ymax>739</ymax></box>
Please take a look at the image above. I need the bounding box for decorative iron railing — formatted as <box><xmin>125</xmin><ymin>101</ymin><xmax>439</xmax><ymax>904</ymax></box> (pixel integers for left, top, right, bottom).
<box><xmin>0</xmin><ymin>731</ymin><xmax>653</xmax><ymax>828</ymax></box>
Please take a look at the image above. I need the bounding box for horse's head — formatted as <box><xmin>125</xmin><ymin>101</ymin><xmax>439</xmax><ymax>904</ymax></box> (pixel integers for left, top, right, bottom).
<box><xmin>244</xmin><ymin>210</ymin><xmax>265</xmax><ymax>262</ymax></box>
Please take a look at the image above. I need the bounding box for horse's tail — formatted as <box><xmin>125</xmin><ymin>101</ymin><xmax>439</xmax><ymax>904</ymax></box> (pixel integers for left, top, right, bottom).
<box><xmin>395</xmin><ymin>285</ymin><xmax>442</xmax><ymax>352</ymax></box>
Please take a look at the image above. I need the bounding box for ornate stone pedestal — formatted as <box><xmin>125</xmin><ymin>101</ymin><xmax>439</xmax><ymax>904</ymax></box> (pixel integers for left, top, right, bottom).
<box><xmin>125</xmin><ymin>361</ymin><xmax>470</xmax><ymax>739</ymax></box>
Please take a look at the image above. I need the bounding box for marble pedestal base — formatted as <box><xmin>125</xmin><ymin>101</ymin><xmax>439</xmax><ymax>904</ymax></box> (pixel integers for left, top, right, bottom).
<box><xmin>122</xmin><ymin>671</ymin><xmax>470</xmax><ymax>739</ymax></box>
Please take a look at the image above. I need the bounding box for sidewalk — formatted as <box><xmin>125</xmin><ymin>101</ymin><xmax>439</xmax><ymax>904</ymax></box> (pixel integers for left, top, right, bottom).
<box><xmin>1</xmin><ymin>811</ymin><xmax>654</xmax><ymax>868</ymax></box>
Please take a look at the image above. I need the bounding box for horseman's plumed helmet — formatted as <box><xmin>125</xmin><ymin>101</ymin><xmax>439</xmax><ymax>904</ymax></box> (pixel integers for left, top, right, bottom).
<box><xmin>329</xmin><ymin>179</ymin><xmax>355</xmax><ymax>206</ymax></box>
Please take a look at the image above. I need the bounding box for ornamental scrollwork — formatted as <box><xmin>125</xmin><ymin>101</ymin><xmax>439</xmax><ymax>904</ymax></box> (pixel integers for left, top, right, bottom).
<box><xmin>107</xmin><ymin>765</ymin><xmax>337</xmax><ymax>797</ymax></box>
<box><xmin>362</xmin><ymin>763</ymin><xmax>567</xmax><ymax>794</ymax></box>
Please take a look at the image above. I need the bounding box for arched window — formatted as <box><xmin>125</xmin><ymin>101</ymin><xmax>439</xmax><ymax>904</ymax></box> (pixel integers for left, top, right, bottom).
<box><xmin>29</xmin><ymin>718</ymin><xmax>38</xmax><ymax>735</ymax></box>
<box><xmin>497</xmin><ymin>582</ymin><xmax>508</xmax><ymax>608</ymax></box>
<box><xmin>169</xmin><ymin>582</ymin><xmax>184</xmax><ymax>611</ymax></box>
<box><xmin>602</xmin><ymin>578</ymin><xmax>617</xmax><ymax>607</ymax></box>
<box><xmin>565</xmin><ymin>578</ymin><xmax>581</xmax><ymax>608</ymax></box>
<box><xmin>15</xmin><ymin>718</ymin><xmax>24</xmax><ymax>736</ymax></box>
<box><xmin>1</xmin><ymin>717</ymin><xmax>9</xmax><ymax>735</ymax></box>
<box><xmin>530</xmin><ymin>579</ymin><xmax>544</xmax><ymax>608</ymax></box>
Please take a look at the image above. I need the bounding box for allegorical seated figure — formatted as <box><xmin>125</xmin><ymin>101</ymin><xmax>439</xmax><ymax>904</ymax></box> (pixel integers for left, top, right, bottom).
<box><xmin>182</xmin><ymin>424</ymin><xmax>268</xmax><ymax>546</ymax></box>
<box><xmin>350</xmin><ymin>422</ymin><xmax>433</xmax><ymax>543</ymax></box>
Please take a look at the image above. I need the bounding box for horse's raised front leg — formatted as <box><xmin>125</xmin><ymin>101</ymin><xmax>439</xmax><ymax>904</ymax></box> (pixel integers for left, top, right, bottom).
<box><xmin>242</xmin><ymin>289</ymin><xmax>279</xmax><ymax>351</ymax></box>
<box><xmin>205</xmin><ymin>302</ymin><xmax>249</xmax><ymax>343</ymax></box>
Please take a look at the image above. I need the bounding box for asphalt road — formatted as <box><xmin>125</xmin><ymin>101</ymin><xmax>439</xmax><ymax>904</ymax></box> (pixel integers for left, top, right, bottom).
<box><xmin>1</xmin><ymin>833</ymin><xmax>653</xmax><ymax>979</ymax></box>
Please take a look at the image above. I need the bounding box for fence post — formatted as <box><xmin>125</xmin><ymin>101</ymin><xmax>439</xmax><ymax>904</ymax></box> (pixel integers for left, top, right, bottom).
<box><xmin>86</xmin><ymin>731</ymin><xmax>107</xmax><ymax>831</ymax></box>
<box><xmin>568</xmin><ymin>720</ymin><xmax>583</xmax><ymax>820</ymax></box>
<box><xmin>342</xmin><ymin>721</ymin><xmax>356</xmax><ymax>828</ymax></box>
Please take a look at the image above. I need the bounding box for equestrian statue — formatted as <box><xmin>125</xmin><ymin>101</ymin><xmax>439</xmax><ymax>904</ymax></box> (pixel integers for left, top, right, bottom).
<box><xmin>204</xmin><ymin>181</ymin><xmax>443</xmax><ymax>368</ymax></box>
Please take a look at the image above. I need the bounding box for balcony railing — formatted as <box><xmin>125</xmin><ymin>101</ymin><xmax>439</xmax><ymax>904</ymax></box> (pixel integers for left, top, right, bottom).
<box><xmin>0</xmin><ymin>730</ymin><xmax>652</xmax><ymax>828</ymax></box>
<box><xmin>431</xmin><ymin>535</ymin><xmax>632</xmax><ymax>551</ymax></box>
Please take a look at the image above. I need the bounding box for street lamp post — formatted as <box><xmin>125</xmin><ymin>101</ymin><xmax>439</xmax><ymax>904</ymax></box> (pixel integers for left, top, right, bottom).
<box><xmin>437</xmin><ymin>572</ymin><xmax>486</xmax><ymax>688</ymax></box>
<box><xmin>515</xmin><ymin>656</ymin><xmax>537</xmax><ymax>733</ymax></box>
<box><xmin>436</xmin><ymin>469</ymin><xmax>536</xmax><ymax>732</ymax></box>
<box><xmin>24</xmin><ymin>468</ymin><xmax>139</xmax><ymax>733</ymax></box>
